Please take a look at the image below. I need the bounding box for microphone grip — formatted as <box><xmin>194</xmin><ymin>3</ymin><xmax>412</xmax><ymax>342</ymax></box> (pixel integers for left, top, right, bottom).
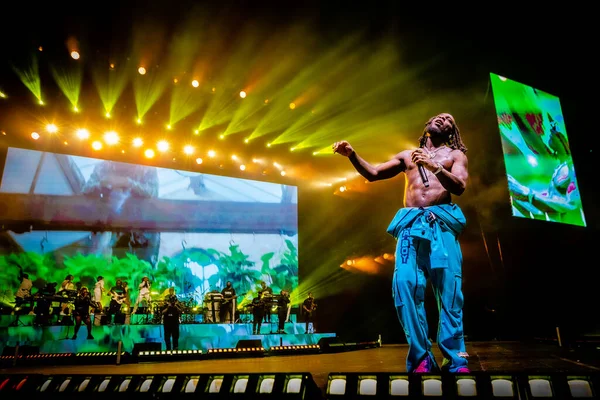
<box><xmin>418</xmin><ymin>164</ymin><xmax>430</xmax><ymax>188</ymax></box>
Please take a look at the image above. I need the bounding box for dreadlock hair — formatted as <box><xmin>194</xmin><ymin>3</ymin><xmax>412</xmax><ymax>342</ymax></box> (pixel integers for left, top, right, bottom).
<box><xmin>419</xmin><ymin>115</ymin><xmax>468</xmax><ymax>154</ymax></box>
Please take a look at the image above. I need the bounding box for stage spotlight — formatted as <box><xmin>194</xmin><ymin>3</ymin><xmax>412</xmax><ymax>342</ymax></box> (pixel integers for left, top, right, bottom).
<box><xmin>195</xmin><ymin>158</ymin><xmax>203</xmax><ymax>165</ymax></box>
<box><xmin>183</xmin><ymin>145</ymin><xmax>194</xmax><ymax>155</ymax></box>
<box><xmin>38</xmin><ymin>99</ymin><xmax>44</xmax><ymax>105</ymax></box>
<box><xmin>166</xmin><ymin>124</ymin><xmax>172</xmax><ymax>130</ymax></box>
<box><xmin>389</xmin><ymin>375</ymin><xmax>410</xmax><ymax>396</ymax></box>
<box><xmin>105</xmin><ymin>112</ymin><xmax>111</xmax><ymax>118</ymax></box>
<box><xmin>207</xmin><ymin>150</ymin><xmax>216</xmax><ymax>158</ymax></box>
<box><xmin>267</xmin><ymin>143</ymin><xmax>272</xmax><ymax>147</ymax></box>
<box><xmin>91</xmin><ymin>141</ymin><xmax>102</xmax><ymax>151</ymax></box>
<box><xmin>46</xmin><ymin>124</ymin><xmax>58</xmax><ymax>133</ymax></box>
<box><xmin>240</xmin><ymin>91</ymin><xmax>247</xmax><ymax>98</ymax></box>
<box><xmin>103</xmin><ymin>131</ymin><xmax>119</xmax><ymax>145</ymax></box>
<box><xmin>240</xmin><ymin>165</ymin><xmax>246</xmax><ymax>171</ymax></box>
<box><xmin>109</xmin><ymin>63</ymin><xmax>115</xmax><ymax>69</ymax></box>
<box><xmin>31</xmin><ymin>132</ymin><xmax>40</xmax><ymax>140</ymax></box>
<box><xmin>72</xmin><ymin>105</ymin><xmax>79</xmax><ymax>112</ymax></box>
<box><xmin>157</xmin><ymin>140</ymin><xmax>169</xmax><ymax>152</ymax></box>
<box><xmin>327</xmin><ymin>374</ymin><xmax>347</xmax><ymax>396</ymax></box>
<box><xmin>289</xmin><ymin>102</ymin><xmax>296</xmax><ymax>109</ymax></box>
<box><xmin>191</xmin><ymin>80</ymin><xmax>199</xmax><ymax>87</ymax></box>
<box><xmin>567</xmin><ymin>376</ymin><xmax>594</xmax><ymax>397</ymax></box>
<box><xmin>456</xmin><ymin>376</ymin><xmax>477</xmax><ymax>396</ymax></box>
<box><xmin>358</xmin><ymin>375</ymin><xmax>377</xmax><ymax>396</ymax></box>
<box><xmin>0</xmin><ymin>91</ymin><xmax>7</xmax><ymax>98</ymax></box>
<box><xmin>136</xmin><ymin>118</ymin><xmax>142</xmax><ymax>124</ymax></box>
<box><xmin>244</xmin><ymin>138</ymin><xmax>249</xmax><ymax>143</ymax></box>
<box><xmin>231</xmin><ymin>155</ymin><xmax>238</xmax><ymax>161</ymax></box>
<box><xmin>281</xmin><ymin>171</ymin><xmax>286</xmax><ymax>176</ymax></box>
<box><xmin>212</xmin><ymin>87</ymin><xmax>216</xmax><ymax>92</ymax></box>
<box><xmin>132</xmin><ymin>137</ymin><xmax>143</xmax><ymax>147</ymax></box>
<box><xmin>138</xmin><ymin>67</ymin><xmax>146</xmax><ymax>75</ymax></box>
<box><xmin>76</xmin><ymin>129</ymin><xmax>89</xmax><ymax>140</ymax></box>
<box><xmin>528</xmin><ymin>376</ymin><xmax>553</xmax><ymax>397</ymax></box>
<box><xmin>194</xmin><ymin>130</ymin><xmax>199</xmax><ymax>134</ymax></box>
<box><xmin>145</xmin><ymin>149</ymin><xmax>155</xmax><ymax>158</ymax></box>
<box><xmin>70</xmin><ymin>51</ymin><xmax>80</xmax><ymax>60</ymax></box>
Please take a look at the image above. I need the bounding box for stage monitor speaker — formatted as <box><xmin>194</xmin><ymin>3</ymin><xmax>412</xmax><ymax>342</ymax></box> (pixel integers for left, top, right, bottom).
<box><xmin>113</xmin><ymin>313</ymin><xmax>126</xmax><ymax>324</ymax></box>
<box><xmin>318</xmin><ymin>337</ymin><xmax>345</xmax><ymax>353</ymax></box>
<box><xmin>18</xmin><ymin>345</ymin><xmax>40</xmax><ymax>356</ymax></box>
<box><xmin>236</xmin><ymin>339</ymin><xmax>263</xmax><ymax>349</ymax></box>
<box><xmin>2</xmin><ymin>346</ymin><xmax>16</xmax><ymax>356</ymax></box>
<box><xmin>132</xmin><ymin>342</ymin><xmax>161</xmax><ymax>357</ymax></box>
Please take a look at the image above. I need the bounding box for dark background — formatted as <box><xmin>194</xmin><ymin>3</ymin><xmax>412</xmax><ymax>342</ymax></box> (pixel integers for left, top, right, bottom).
<box><xmin>0</xmin><ymin>1</ymin><xmax>596</xmax><ymax>345</ymax></box>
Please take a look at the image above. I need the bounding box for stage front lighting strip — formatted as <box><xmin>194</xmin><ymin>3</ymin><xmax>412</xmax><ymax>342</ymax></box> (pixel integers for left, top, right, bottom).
<box><xmin>325</xmin><ymin>372</ymin><xmax>600</xmax><ymax>399</ymax></box>
<box><xmin>0</xmin><ymin>373</ymin><xmax>321</xmax><ymax>398</ymax></box>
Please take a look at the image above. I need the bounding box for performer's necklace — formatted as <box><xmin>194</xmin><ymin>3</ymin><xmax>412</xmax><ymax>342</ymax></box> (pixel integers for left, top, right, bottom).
<box><xmin>425</xmin><ymin>146</ymin><xmax>447</xmax><ymax>159</ymax></box>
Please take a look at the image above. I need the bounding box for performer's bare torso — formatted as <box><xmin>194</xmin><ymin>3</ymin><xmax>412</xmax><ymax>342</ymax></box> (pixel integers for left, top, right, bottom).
<box><xmin>399</xmin><ymin>148</ymin><xmax>456</xmax><ymax>208</ymax></box>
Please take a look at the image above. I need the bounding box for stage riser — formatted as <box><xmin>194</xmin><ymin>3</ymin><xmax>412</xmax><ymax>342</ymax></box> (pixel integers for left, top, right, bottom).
<box><xmin>0</xmin><ymin>323</ymin><xmax>333</xmax><ymax>354</ymax></box>
<box><xmin>0</xmin><ymin>314</ymin><xmax>298</xmax><ymax>327</ymax></box>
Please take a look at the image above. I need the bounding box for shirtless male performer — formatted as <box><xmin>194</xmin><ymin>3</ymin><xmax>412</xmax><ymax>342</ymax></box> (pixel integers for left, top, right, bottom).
<box><xmin>333</xmin><ymin>113</ymin><xmax>470</xmax><ymax>373</ymax></box>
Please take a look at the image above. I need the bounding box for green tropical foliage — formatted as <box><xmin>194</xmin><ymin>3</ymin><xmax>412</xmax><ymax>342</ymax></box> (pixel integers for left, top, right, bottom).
<box><xmin>0</xmin><ymin>238</ymin><xmax>299</xmax><ymax>309</ymax></box>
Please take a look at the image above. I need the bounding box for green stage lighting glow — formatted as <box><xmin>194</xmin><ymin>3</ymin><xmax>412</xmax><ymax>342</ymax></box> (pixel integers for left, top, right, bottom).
<box><xmin>12</xmin><ymin>54</ymin><xmax>42</xmax><ymax>103</ymax></box>
<box><xmin>92</xmin><ymin>60</ymin><xmax>130</xmax><ymax>116</ymax></box>
<box><xmin>134</xmin><ymin>70</ymin><xmax>168</xmax><ymax>121</ymax></box>
<box><xmin>51</xmin><ymin>65</ymin><xmax>83</xmax><ymax>110</ymax></box>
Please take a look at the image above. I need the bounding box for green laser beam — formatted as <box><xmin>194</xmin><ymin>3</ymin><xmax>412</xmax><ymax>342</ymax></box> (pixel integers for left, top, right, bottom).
<box><xmin>12</xmin><ymin>54</ymin><xmax>42</xmax><ymax>101</ymax></box>
<box><xmin>51</xmin><ymin>65</ymin><xmax>83</xmax><ymax>108</ymax></box>
<box><xmin>92</xmin><ymin>60</ymin><xmax>131</xmax><ymax>114</ymax></box>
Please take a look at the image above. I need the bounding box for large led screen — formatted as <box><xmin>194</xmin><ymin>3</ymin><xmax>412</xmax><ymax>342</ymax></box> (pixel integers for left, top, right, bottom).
<box><xmin>0</xmin><ymin>147</ymin><xmax>298</xmax><ymax>310</ymax></box>
<box><xmin>489</xmin><ymin>73</ymin><xmax>586</xmax><ymax>227</ymax></box>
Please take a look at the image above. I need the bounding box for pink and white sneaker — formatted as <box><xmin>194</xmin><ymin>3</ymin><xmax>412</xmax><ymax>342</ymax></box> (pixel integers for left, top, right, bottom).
<box><xmin>414</xmin><ymin>357</ymin><xmax>432</xmax><ymax>373</ymax></box>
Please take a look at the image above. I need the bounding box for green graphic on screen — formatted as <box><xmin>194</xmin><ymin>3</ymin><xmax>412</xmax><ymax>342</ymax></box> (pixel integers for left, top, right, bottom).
<box><xmin>489</xmin><ymin>73</ymin><xmax>586</xmax><ymax>227</ymax></box>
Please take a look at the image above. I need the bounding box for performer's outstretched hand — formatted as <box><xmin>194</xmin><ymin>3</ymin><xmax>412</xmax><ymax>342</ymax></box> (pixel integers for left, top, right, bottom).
<box><xmin>332</xmin><ymin>141</ymin><xmax>354</xmax><ymax>157</ymax></box>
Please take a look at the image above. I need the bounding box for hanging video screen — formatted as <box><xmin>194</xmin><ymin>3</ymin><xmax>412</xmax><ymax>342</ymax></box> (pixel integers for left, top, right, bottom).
<box><xmin>0</xmin><ymin>147</ymin><xmax>298</xmax><ymax>309</ymax></box>
<box><xmin>489</xmin><ymin>73</ymin><xmax>586</xmax><ymax>227</ymax></box>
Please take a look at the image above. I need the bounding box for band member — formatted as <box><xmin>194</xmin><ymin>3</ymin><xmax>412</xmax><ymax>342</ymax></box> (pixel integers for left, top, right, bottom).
<box><xmin>122</xmin><ymin>281</ymin><xmax>132</xmax><ymax>308</ymax></box>
<box><xmin>333</xmin><ymin>113</ymin><xmax>470</xmax><ymax>373</ymax></box>
<box><xmin>107</xmin><ymin>279</ymin><xmax>127</xmax><ymax>324</ymax></box>
<box><xmin>258</xmin><ymin>281</ymin><xmax>273</xmax><ymax>323</ymax></box>
<box><xmin>220</xmin><ymin>281</ymin><xmax>237</xmax><ymax>323</ymax></box>
<box><xmin>302</xmin><ymin>292</ymin><xmax>317</xmax><ymax>333</ymax></box>
<box><xmin>132</xmin><ymin>277</ymin><xmax>151</xmax><ymax>314</ymax></box>
<box><xmin>59</xmin><ymin>274</ymin><xmax>76</xmax><ymax>315</ymax></box>
<box><xmin>162</xmin><ymin>287</ymin><xmax>181</xmax><ymax>350</ymax></box>
<box><xmin>93</xmin><ymin>276</ymin><xmax>106</xmax><ymax>312</ymax></box>
<box><xmin>72</xmin><ymin>287</ymin><xmax>94</xmax><ymax>340</ymax></box>
<box><xmin>60</xmin><ymin>274</ymin><xmax>75</xmax><ymax>292</ymax></box>
<box><xmin>251</xmin><ymin>292</ymin><xmax>265</xmax><ymax>335</ymax></box>
<box><xmin>277</xmin><ymin>290</ymin><xmax>291</xmax><ymax>334</ymax></box>
<box><xmin>15</xmin><ymin>267</ymin><xmax>33</xmax><ymax>308</ymax></box>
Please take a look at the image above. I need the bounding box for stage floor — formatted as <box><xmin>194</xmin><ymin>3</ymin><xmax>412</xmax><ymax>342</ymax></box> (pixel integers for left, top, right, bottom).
<box><xmin>3</xmin><ymin>341</ymin><xmax>599</xmax><ymax>395</ymax></box>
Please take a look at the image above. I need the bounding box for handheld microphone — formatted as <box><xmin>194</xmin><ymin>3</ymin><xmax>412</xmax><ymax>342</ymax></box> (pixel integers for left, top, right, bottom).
<box><xmin>418</xmin><ymin>164</ymin><xmax>430</xmax><ymax>188</ymax></box>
